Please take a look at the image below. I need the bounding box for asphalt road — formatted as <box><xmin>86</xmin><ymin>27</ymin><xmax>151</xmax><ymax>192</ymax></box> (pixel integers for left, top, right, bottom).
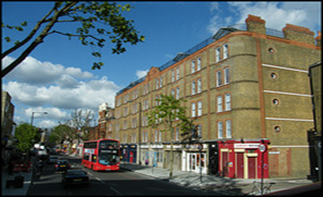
<box><xmin>27</xmin><ymin>156</ymin><xmax>222</xmax><ymax>196</ymax></box>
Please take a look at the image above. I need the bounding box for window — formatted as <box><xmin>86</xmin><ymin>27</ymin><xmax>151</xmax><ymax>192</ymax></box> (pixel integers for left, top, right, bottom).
<box><xmin>171</xmin><ymin>88</ymin><xmax>175</xmax><ymax>97</ymax></box>
<box><xmin>225</xmin><ymin>93</ymin><xmax>231</xmax><ymax>111</ymax></box>
<box><xmin>223</xmin><ymin>44</ymin><xmax>228</xmax><ymax>59</ymax></box>
<box><xmin>159</xmin><ymin>130</ymin><xmax>162</xmax><ymax>142</ymax></box>
<box><xmin>156</xmin><ymin>78</ymin><xmax>159</xmax><ymax>89</ymax></box>
<box><xmin>117</xmin><ymin>98</ymin><xmax>121</xmax><ymax>106</ymax></box>
<box><xmin>224</xmin><ymin>67</ymin><xmax>230</xmax><ymax>84</ymax></box>
<box><xmin>197</xmin><ymin>124</ymin><xmax>202</xmax><ymax>139</ymax></box>
<box><xmin>142</xmin><ymin>116</ymin><xmax>148</xmax><ymax>126</ymax></box>
<box><xmin>197</xmin><ymin>78</ymin><xmax>202</xmax><ymax>93</ymax></box>
<box><xmin>191</xmin><ymin>81</ymin><xmax>196</xmax><ymax>95</ymax></box>
<box><xmin>176</xmin><ymin>67</ymin><xmax>180</xmax><ymax>80</ymax></box>
<box><xmin>156</xmin><ymin>95</ymin><xmax>159</xmax><ymax>106</ymax></box>
<box><xmin>142</xmin><ymin>131</ymin><xmax>148</xmax><ymax>142</ymax></box>
<box><xmin>176</xmin><ymin>87</ymin><xmax>180</xmax><ymax>99</ymax></box>
<box><xmin>217</xmin><ymin>95</ymin><xmax>223</xmax><ymax>112</ymax></box>
<box><xmin>271</xmin><ymin>73</ymin><xmax>277</xmax><ymax>79</ymax></box>
<box><xmin>123</xmin><ymin>120</ymin><xmax>128</xmax><ymax>129</ymax></box>
<box><xmin>191</xmin><ymin>103</ymin><xmax>196</xmax><ymax>117</ymax></box>
<box><xmin>197</xmin><ymin>101</ymin><xmax>202</xmax><ymax>116</ymax></box>
<box><xmin>160</xmin><ymin>77</ymin><xmax>163</xmax><ymax>88</ymax></box>
<box><xmin>124</xmin><ymin>94</ymin><xmax>129</xmax><ymax>104</ymax></box>
<box><xmin>226</xmin><ymin>120</ymin><xmax>232</xmax><ymax>138</ymax></box>
<box><xmin>132</xmin><ymin>133</ymin><xmax>137</xmax><ymax>143</ymax></box>
<box><xmin>197</xmin><ymin>57</ymin><xmax>201</xmax><ymax>71</ymax></box>
<box><xmin>191</xmin><ymin>60</ymin><xmax>196</xmax><ymax>73</ymax></box>
<box><xmin>172</xmin><ymin>69</ymin><xmax>175</xmax><ymax>82</ymax></box>
<box><xmin>175</xmin><ymin>127</ymin><xmax>179</xmax><ymax>141</ymax></box>
<box><xmin>155</xmin><ymin>130</ymin><xmax>158</xmax><ymax>142</ymax></box>
<box><xmin>216</xmin><ymin>70</ymin><xmax>222</xmax><ymax>87</ymax></box>
<box><xmin>124</xmin><ymin>107</ymin><xmax>128</xmax><ymax>116</ymax></box>
<box><xmin>143</xmin><ymin>99</ymin><xmax>149</xmax><ymax>110</ymax></box>
<box><xmin>132</xmin><ymin>118</ymin><xmax>137</xmax><ymax>128</ymax></box>
<box><xmin>272</xmin><ymin>99</ymin><xmax>279</xmax><ymax>105</ymax></box>
<box><xmin>116</xmin><ymin>122</ymin><xmax>120</xmax><ymax>132</ymax></box>
<box><xmin>218</xmin><ymin>121</ymin><xmax>223</xmax><ymax>138</ymax></box>
<box><xmin>216</xmin><ymin>47</ymin><xmax>221</xmax><ymax>62</ymax></box>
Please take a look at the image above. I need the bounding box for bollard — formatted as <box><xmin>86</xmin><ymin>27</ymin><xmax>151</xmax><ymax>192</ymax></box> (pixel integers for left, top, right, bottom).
<box><xmin>14</xmin><ymin>175</ymin><xmax>24</xmax><ymax>188</ymax></box>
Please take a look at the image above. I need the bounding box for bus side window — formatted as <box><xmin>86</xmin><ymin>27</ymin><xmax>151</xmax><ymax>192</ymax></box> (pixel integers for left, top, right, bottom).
<box><xmin>83</xmin><ymin>154</ymin><xmax>89</xmax><ymax>161</ymax></box>
<box><xmin>92</xmin><ymin>155</ymin><xmax>97</xmax><ymax>163</ymax></box>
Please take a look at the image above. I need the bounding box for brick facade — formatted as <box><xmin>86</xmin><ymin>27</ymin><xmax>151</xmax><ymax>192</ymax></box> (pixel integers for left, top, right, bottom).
<box><xmin>105</xmin><ymin>15</ymin><xmax>321</xmax><ymax>178</ymax></box>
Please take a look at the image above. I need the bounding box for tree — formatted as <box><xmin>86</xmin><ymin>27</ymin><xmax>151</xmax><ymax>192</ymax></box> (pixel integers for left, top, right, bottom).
<box><xmin>15</xmin><ymin>123</ymin><xmax>38</xmax><ymax>152</ymax></box>
<box><xmin>1</xmin><ymin>1</ymin><xmax>145</xmax><ymax>77</ymax></box>
<box><xmin>50</xmin><ymin>109</ymin><xmax>94</xmax><ymax>154</ymax></box>
<box><xmin>147</xmin><ymin>94</ymin><xmax>194</xmax><ymax>178</ymax></box>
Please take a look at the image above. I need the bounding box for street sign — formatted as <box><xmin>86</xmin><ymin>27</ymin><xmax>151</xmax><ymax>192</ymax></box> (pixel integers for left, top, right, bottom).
<box><xmin>259</xmin><ymin>144</ymin><xmax>266</xmax><ymax>152</ymax></box>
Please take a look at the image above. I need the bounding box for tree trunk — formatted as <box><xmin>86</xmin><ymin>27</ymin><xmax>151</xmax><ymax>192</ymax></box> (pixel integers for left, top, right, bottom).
<box><xmin>170</xmin><ymin>139</ymin><xmax>173</xmax><ymax>178</ymax></box>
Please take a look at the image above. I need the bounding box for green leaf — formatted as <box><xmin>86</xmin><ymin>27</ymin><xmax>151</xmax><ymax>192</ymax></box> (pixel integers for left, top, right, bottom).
<box><xmin>15</xmin><ymin>26</ymin><xmax>23</xmax><ymax>31</ymax></box>
<box><xmin>5</xmin><ymin>37</ymin><xmax>11</xmax><ymax>42</ymax></box>
<box><xmin>21</xmin><ymin>21</ymin><xmax>27</xmax><ymax>26</ymax></box>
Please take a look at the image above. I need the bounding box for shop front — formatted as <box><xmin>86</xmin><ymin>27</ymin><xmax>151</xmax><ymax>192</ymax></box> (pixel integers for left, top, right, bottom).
<box><xmin>182</xmin><ymin>143</ymin><xmax>208</xmax><ymax>174</ymax></box>
<box><xmin>121</xmin><ymin>144</ymin><xmax>137</xmax><ymax>163</ymax></box>
<box><xmin>217</xmin><ymin>139</ymin><xmax>270</xmax><ymax>179</ymax></box>
<box><xmin>164</xmin><ymin>144</ymin><xmax>182</xmax><ymax>171</ymax></box>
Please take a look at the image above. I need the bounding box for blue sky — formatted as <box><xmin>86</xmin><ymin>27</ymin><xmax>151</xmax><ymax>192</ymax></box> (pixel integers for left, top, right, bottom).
<box><xmin>2</xmin><ymin>1</ymin><xmax>321</xmax><ymax>128</ymax></box>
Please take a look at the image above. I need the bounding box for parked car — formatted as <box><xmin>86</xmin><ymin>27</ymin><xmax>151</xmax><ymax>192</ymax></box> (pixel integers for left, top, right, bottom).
<box><xmin>48</xmin><ymin>156</ymin><xmax>59</xmax><ymax>164</ymax></box>
<box><xmin>55</xmin><ymin>160</ymin><xmax>71</xmax><ymax>171</ymax></box>
<box><xmin>62</xmin><ymin>169</ymin><xmax>89</xmax><ymax>188</ymax></box>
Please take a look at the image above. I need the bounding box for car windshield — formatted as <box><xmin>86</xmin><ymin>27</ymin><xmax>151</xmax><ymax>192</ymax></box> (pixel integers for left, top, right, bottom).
<box><xmin>58</xmin><ymin>160</ymin><xmax>68</xmax><ymax>164</ymax></box>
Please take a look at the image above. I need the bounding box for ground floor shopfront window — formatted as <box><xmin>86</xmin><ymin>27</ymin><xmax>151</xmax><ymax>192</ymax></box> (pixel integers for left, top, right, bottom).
<box><xmin>187</xmin><ymin>152</ymin><xmax>207</xmax><ymax>174</ymax></box>
<box><xmin>217</xmin><ymin>139</ymin><xmax>270</xmax><ymax>179</ymax></box>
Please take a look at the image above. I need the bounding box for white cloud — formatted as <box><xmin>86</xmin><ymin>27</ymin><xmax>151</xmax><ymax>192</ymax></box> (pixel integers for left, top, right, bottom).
<box><xmin>210</xmin><ymin>2</ymin><xmax>220</xmax><ymax>13</ymax></box>
<box><xmin>2</xmin><ymin>56</ymin><xmax>93</xmax><ymax>85</ymax></box>
<box><xmin>136</xmin><ymin>70</ymin><xmax>148</xmax><ymax>79</ymax></box>
<box><xmin>2</xmin><ymin>56</ymin><xmax>120</xmax><ymax>128</ymax></box>
<box><xmin>207</xmin><ymin>2</ymin><xmax>321</xmax><ymax>35</ymax></box>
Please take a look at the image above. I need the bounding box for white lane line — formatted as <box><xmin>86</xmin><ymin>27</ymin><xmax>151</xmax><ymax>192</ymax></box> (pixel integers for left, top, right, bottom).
<box><xmin>109</xmin><ymin>186</ymin><xmax>120</xmax><ymax>194</ymax></box>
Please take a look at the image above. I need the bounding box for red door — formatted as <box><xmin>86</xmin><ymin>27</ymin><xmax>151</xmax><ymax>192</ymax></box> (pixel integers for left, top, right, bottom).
<box><xmin>130</xmin><ymin>152</ymin><xmax>133</xmax><ymax>163</ymax></box>
<box><xmin>222</xmin><ymin>152</ymin><xmax>229</xmax><ymax>176</ymax></box>
<box><xmin>248</xmin><ymin>157</ymin><xmax>256</xmax><ymax>179</ymax></box>
<box><xmin>236</xmin><ymin>153</ymin><xmax>244</xmax><ymax>178</ymax></box>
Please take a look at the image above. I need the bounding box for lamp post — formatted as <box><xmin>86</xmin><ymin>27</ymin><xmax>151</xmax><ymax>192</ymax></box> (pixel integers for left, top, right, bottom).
<box><xmin>30</xmin><ymin>111</ymin><xmax>48</xmax><ymax>143</ymax></box>
<box><xmin>30</xmin><ymin>111</ymin><xmax>48</xmax><ymax>126</ymax></box>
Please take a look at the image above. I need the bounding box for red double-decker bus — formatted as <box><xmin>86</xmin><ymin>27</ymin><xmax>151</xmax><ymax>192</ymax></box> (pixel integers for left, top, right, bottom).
<box><xmin>82</xmin><ymin>139</ymin><xmax>120</xmax><ymax>171</ymax></box>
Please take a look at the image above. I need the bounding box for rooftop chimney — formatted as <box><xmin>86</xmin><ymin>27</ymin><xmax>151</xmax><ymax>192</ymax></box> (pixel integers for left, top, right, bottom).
<box><xmin>315</xmin><ymin>31</ymin><xmax>321</xmax><ymax>47</ymax></box>
<box><xmin>245</xmin><ymin>14</ymin><xmax>266</xmax><ymax>34</ymax></box>
<box><xmin>282</xmin><ymin>24</ymin><xmax>315</xmax><ymax>45</ymax></box>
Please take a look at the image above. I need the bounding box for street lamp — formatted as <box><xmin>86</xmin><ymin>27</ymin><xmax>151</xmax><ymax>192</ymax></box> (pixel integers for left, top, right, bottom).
<box><xmin>30</xmin><ymin>111</ymin><xmax>48</xmax><ymax>126</ymax></box>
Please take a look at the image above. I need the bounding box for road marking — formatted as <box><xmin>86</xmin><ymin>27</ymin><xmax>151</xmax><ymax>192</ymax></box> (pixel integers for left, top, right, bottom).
<box><xmin>109</xmin><ymin>186</ymin><xmax>120</xmax><ymax>194</ymax></box>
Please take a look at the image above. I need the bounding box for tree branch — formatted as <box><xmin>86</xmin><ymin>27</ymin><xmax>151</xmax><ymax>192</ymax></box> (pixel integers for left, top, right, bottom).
<box><xmin>48</xmin><ymin>30</ymin><xmax>101</xmax><ymax>41</ymax></box>
<box><xmin>2</xmin><ymin>1</ymin><xmax>78</xmax><ymax>78</ymax></box>
<box><xmin>1</xmin><ymin>4</ymin><xmax>56</xmax><ymax>59</ymax></box>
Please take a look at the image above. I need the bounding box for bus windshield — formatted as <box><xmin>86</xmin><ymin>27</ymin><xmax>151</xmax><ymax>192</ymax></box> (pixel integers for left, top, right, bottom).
<box><xmin>98</xmin><ymin>150</ymin><xmax>119</xmax><ymax>165</ymax></box>
<box><xmin>98</xmin><ymin>140</ymin><xmax>120</xmax><ymax>165</ymax></box>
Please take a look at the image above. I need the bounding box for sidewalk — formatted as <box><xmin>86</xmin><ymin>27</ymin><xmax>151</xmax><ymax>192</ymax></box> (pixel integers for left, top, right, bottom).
<box><xmin>1</xmin><ymin>157</ymin><xmax>36</xmax><ymax>196</ymax></box>
<box><xmin>1</xmin><ymin>171</ymin><xmax>33</xmax><ymax>196</ymax></box>
<box><xmin>120</xmin><ymin>162</ymin><xmax>315</xmax><ymax>195</ymax></box>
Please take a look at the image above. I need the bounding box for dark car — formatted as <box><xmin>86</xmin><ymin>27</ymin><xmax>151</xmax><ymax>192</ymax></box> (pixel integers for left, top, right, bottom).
<box><xmin>62</xmin><ymin>169</ymin><xmax>89</xmax><ymax>188</ymax></box>
<box><xmin>47</xmin><ymin>156</ymin><xmax>59</xmax><ymax>164</ymax></box>
<box><xmin>55</xmin><ymin>160</ymin><xmax>71</xmax><ymax>171</ymax></box>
